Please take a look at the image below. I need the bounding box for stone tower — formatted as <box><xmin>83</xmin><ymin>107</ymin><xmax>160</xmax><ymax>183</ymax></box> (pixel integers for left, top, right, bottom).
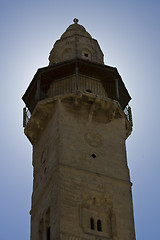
<box><xmin>23</xmin><ymin>19</ymin><xmax>135</xmax><ymax>240</ymax></box>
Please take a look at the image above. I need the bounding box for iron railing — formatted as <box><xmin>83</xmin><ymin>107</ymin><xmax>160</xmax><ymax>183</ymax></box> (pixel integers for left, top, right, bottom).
<box><xmin>45</xmin><ymin>75</ymin><xmax>108</xmax><ymax>98</ymax></box>
<box><xmin>30</xmin><ymin>75</ymin><xmax>116</xmax><ymax>103</ymax></box>
<box><xmin>124</xmin><ymin>105</ymin><xmax>133</xmax><ymax>126</ymax></box>
<box><xmin>23</xmin><ymin>75</ymin><xmax>132</xmax><ymax>127</ymax></box>
<box><xmin>23</xmin><ymin>107</ymin><xmax>31</xmax><ymax>128</ymax></box>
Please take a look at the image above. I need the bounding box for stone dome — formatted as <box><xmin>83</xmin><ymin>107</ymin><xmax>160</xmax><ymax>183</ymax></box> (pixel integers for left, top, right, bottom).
<box><xmin>61</xmin><ymin>22</ymin><xmax>92</xmax><ymax>39</ymax></box>
<box><xmin>49</xmin><ymin>19</ymin><xmax>104</xmax><ymax>65</ymax></box>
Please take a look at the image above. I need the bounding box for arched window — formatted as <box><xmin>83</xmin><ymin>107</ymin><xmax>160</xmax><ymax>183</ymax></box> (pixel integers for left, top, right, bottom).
<box><xmin>90</xmin><ymin>218</ymin><xmax>95</xmax><ymax>230</ymax></box>
<box><xmin>97</xmin><ymin>219</ymin><xmax>102</xmax><ymax>231</ymax></box>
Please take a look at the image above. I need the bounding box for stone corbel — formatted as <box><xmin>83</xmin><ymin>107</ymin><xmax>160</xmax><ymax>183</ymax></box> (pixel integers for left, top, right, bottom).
<box><xmin>88</xmin><ymin>98</ymin><xmax>100</xmax><ymax>122</ymax></box>
<box><xmin>74</xmin><ymin>91</ymin><xmax>83</xmax><ymax>107</ymax></box>
<box><xmin>108</xmin><ymin>101</ymin><xmax>117</xmax><ymax>121</ymax></box>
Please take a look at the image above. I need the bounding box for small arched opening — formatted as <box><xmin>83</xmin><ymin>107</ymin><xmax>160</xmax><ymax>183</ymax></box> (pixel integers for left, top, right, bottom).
<box><xmin>97</xmin><ymin>219</ymin><xmax>102</xmax><ymax>231</ymax></box>
<box><xmin>90</xmin><ymin>217</ymin><xmax>95</xmax><ymax>230</ymax></box>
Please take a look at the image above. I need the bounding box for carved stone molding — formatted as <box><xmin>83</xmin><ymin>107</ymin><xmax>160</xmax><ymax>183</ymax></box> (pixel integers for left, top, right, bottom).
<box><xmin>24</xmin><ymin>92</ymin><xmax>132</xmax><ymax>144</ymax></box>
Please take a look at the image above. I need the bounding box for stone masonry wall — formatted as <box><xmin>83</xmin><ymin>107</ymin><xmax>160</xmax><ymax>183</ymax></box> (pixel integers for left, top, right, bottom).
<box><xmin>30</xmin><ymin>97</ymin><xmax>135</xmax><ymax>240</ymax></box>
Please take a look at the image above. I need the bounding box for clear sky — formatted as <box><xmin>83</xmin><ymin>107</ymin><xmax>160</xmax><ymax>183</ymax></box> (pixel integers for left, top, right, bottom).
<box><xmin>0</xmin><ymin>1</ymin><xmax>160</xmax><ymax>239</ymax></box>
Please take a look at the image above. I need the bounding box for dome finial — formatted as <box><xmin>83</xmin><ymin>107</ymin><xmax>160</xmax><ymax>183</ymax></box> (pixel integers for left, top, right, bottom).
<box><xmin>73</xmin><ymin>18</ymin><xmax>79</xmax><ymax>24</ymax></box>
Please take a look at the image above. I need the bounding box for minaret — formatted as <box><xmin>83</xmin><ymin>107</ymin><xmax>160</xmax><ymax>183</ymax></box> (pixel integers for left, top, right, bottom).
<box><xmin>23</xmin><ymin>19</ymin><xmax>135</xmax><ymax>240</ymax></box>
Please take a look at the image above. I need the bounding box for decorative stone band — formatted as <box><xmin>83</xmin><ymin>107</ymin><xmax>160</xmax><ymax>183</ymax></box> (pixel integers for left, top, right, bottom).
<box><xmin>24</xmin><ymin>92</ymin><xmax>132</xmax><ymax>144</ymax></box>
<box><xmin>60</xmin><ymin>231</ymin><xmax>111</xmax><ymax>240</ymax></box>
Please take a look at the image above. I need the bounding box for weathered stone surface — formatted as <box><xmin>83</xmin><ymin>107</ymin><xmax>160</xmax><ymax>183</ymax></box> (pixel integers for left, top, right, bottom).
<box><xmin>28</xmin><ymin>95</ymin><xmax>135</xmax><ymax>240</ymax></box>
<box><xmin>49</xmin><ymin>21</ymin><xmax>104</xmax><ymax>65</ymax></box>
<box><xmin>24</xmin><ymin>20</ymin><xmax>135</xmax><ymax>240</ymax></box>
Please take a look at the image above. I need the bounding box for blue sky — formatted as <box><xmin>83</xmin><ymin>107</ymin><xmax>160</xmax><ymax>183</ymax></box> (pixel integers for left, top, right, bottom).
<box><xmin>0</xmin><ymin>1</ymin><xmax>160</xmax><ymax>239</ymax></box>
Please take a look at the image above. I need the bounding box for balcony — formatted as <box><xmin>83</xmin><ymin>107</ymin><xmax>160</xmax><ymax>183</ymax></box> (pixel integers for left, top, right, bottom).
<box><xmin>22</xmin><ymin>59</ymin><xmax>132</xmax><ymax>128</ymax></box>
<box><xmin>23</xmin><ymin>76</ymin><xmax>133</xmax><ymax>128</ymax></box>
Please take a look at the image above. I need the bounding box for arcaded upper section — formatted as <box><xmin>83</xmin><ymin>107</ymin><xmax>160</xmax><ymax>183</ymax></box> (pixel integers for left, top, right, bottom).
<box><xmin>49</xmin><ymin>19</ymin><xmax>104</xmax><ymax>65</ymax></box>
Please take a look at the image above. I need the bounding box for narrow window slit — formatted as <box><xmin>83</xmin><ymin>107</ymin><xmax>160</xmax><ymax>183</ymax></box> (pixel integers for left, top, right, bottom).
<box><xmin>97</xmin><ymin>219</ymin><xmax>102</xmax><ymax>231</ymax></box>
<box><xmin>46</xmin><ymin>227</ymin><xmax>50</xmax><ymax>240</ymax></box>
<box><xmin>90</xmin><ymin>218</ymin><xmax>95</xmax><ymax>230</ymax></box>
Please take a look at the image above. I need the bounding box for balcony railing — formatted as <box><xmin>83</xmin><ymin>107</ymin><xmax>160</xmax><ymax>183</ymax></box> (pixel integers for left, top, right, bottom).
<box><xmin>124</xmin><ymin>105</ymin><xmax>133</xmax><ymax>126</ymax></box>
<box><xmin>46</xmin><ymin>75</ymin><xmax>109</xmax><ymax>99</ymax></box>
<box><xmin>23</xmin><ymin>107</ymin><xmax>31</xmax><ymax>128</ymax></box>
<box><xmin>23</xmin><ymin>75</ymin><xmax>132</xmax><ymax>127</ymax></box>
